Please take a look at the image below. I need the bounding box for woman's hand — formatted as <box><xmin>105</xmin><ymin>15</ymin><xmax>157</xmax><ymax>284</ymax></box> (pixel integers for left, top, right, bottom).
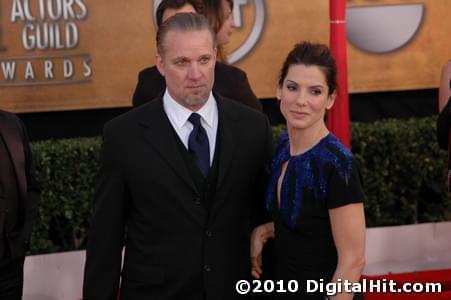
<box><xmin>250</xmin><ymin>222</ymin><xmax>275</xmax><ymax>279</ymax></box>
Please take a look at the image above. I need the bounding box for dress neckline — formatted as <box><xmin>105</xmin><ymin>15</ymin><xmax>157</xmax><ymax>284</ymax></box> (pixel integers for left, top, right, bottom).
<box><xmin>288</xmin><ymin>132</ymin><xmax>332</xmax><ymax>159</ymax></box>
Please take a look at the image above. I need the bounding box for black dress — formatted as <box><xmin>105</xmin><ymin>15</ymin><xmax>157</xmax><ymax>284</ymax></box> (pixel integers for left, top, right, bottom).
<box><xmin>266</xmin><ymin>132</ymin><xmax>365</xmax><ymax>299</ymax></box>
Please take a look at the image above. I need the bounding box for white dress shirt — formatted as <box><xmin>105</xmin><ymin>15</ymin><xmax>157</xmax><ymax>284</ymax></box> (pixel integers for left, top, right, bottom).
<box><xmin>163</xmin><ymin>89</ymin><xmax>218</xmax><ymax>165</ymax></box>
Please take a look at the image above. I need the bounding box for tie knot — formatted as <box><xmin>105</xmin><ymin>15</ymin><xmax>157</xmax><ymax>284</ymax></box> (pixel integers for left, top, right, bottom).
<box><xmin>188</xmin><ymin>113</ymin><xmax>202</xmax><ymax>127</ymax></box>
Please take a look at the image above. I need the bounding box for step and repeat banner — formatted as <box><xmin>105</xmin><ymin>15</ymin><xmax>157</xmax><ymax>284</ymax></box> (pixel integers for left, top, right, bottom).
<box><xmin>0</xmin><ymin>0</ymin><xmax>450</xmax><ymax>113</ymax></box>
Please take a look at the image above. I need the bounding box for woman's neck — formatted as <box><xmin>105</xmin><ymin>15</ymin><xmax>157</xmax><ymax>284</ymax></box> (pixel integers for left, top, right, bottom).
<box><xmin>287</xmin><ymin>123</ymin><xmax>329</xmax><ymax>156</ymax></box>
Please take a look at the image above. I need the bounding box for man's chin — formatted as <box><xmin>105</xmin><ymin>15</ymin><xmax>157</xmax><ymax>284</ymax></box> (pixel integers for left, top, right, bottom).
<box><xmin>184</xmin><ymin>95</ymin><xmax>209</xmax><ymax>107</ymax></box>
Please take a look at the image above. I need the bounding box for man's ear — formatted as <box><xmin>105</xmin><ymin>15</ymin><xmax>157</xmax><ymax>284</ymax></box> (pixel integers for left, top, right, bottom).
<box><xmin>213</xmin><ymin>47</ymin><xmax>218</xmax><ymax>62</ymax></box>
<box><xmin>156</xmin><ymin>54</ymin><xmax>165</xmax><ymax>77</ymax></box>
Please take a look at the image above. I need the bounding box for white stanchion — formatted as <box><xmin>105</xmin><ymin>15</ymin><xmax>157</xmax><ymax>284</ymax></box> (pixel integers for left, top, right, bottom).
<box><xmin>23</xmin><ymin>250</ymin><xmax>85</xmax><ymax>300</ymax></box>
<box><xmin>364</xmin><ymin>222</ymin><xmax>451</xmax><ymax>275</ymax></box>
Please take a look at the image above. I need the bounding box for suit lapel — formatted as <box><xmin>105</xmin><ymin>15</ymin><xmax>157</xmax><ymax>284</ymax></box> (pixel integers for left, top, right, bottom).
<box><xmin>215</xmin><ymin>99</ymin><xmax>236</xmax><ymax>191</ymax></box>
<box><xmin>137</xmin><ymin>99</ymin><xmax>198</xmax><ymax>194</ymax></box>
<box><xmin>210</xmin><ymin>97</ymin><xmax>237</xmax><ymax>219</ymax></box>
<box><xmin>0</xmin><ymin>113</ymin><xmax>27</xmax><ymax>200</ymax></box>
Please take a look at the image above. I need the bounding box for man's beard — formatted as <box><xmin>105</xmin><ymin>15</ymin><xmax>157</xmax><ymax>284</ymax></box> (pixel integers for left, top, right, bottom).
<box><xmin>183</xmin><ymin>92</ymin><xmax>209</xmax><ymax>106</ymax></box>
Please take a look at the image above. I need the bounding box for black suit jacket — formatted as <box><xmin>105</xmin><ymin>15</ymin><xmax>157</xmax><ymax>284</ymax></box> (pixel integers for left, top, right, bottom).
<box><xmin>83</xmin><ymin>95</ymin><xmax>272</xmax><ymax>300</ymax></box>
<box><xmin>437</xmin><ymin>96</ymin><xmax>451</xmax><ymax>150</ymax></box>
<box><xmin>0</xmin><ymin>110</ymin><xmax>39</xmax><ymax>260</ymax></box>
<box><xmin>132</xmin><ymin>63</ymin><xmax>263</xmax><ymax>111</ymax></box>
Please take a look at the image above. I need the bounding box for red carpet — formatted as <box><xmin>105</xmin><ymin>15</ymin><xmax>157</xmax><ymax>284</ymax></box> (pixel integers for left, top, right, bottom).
<box><xmin>362</xmin><ymin>269</ymin><xmax>451</xmax><ymax>299</ymax></box>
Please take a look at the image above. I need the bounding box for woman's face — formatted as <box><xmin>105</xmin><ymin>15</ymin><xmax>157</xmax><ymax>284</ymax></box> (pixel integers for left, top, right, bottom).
<box><xmin>278</xmin><ymin>64</ymin><xmax>335</xmax><ymax>131</ymax></box>
<box><xmin>216</xmin><ymin>0</ymin><xmax>235</xmax><ymax>46</ymax></box>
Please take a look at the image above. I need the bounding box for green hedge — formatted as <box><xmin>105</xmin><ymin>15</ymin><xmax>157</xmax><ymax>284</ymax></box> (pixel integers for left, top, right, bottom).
<box><xmin>352</xmin><ymin>117</ymin><xmax>450</xmax><ymax>226</ymax></box>
<box><xmin>30</xmin><ymin>138</ymin><xmax>100</xmax><ymax>254</ymax></box>
<box><xmin>28</xmin><ymin>116</ymin><xmax>451</xmax><ymax>254</ymax></box>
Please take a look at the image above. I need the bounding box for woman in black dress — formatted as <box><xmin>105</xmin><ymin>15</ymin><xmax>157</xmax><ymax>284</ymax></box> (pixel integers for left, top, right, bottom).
<box><xmin>251</xmin><ymin>42</ymin><xmax>366</xmax><ymax>299</ymax></box>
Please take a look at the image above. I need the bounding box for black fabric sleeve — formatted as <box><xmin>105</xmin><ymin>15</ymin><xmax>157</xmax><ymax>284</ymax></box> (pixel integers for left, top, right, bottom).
<box><xmin>251</xmin><ymin>115</ymin><xmax>274</xmax><ymax>226</ymax></box>
<box><xmin>132</xmin><ymin>71</ymin><xmax>146</xmax><ymax>107</ymax></box>
<box><xmin>235</xmin><ymin>70</ymin><xmax>263</xmax><ymax>112</ymax></box>
<box><xmin>132</xmin><ymin>67</ymin><xmax>166</xmax><ymax>107</ymax></box>
<box><xmin>83</xmin><ymin>123</ymin><xmax>128</xmax><ymax>300</ymax></box>
<box><xmin>437</xmin><ymin>97</ymin><xmax>451</xmax><ymax>150</ymax></box>
<box><xmin>326</xmin><ymin>157</ymin><xmax>365</xmax><ymax>209</ymax></box>
<box><xmin>19</xmin><ymin>116</ymin><xmax>40</xmax><ymax>244</ymax></box>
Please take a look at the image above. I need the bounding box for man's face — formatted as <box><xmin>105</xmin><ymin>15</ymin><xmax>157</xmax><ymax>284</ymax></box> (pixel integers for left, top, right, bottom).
<box><xmin>157</xmin><ymin>29</ymin><xmax>217</xmax><ymax>110</ymax></box>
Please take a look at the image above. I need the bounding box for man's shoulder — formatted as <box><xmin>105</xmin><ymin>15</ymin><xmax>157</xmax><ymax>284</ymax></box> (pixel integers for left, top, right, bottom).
<box><xmin>134</xmin><ymin>66</ymin><xmax>165</xmax><ymax>107</ymax></box>
<box><xmin>218</xmin><ymin>94</ymin><xmax>265</xmax><ymax>122</ymax></box>
<box><xmin>106</xmin><ymin>99</ymin><xmax>161</xmax><ymax>130</ymax></box>
<box><xmin>215</xmin><ymin>62</ymin><xmax>246</xmax><ymax>78</ymax></box>
<box><xmin>0</xmin><ymin>109</ymin><xmax>22</xmax><ymax>127</ymax></box>
<box><xmin>217</xmin><ymin>96</ymin><xmax>270</xmax><ymax>146</ymax></box>
<box><xmin>138</xmin><ymin>65</ymin><xmax>160</xmax><ymax>79</ymax></box>
<box><xmin>0</xmin><ymin>109</ymin><xmax>16</xmax><ymax>119</ymax></box>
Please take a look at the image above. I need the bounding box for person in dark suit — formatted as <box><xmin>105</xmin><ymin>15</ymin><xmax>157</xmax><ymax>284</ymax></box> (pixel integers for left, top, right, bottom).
<box><xmin>83</xmin><ymin>13</ymin><xmax>272</xmax><ymax>300</ymax></box>
<box><xmin>437</xmin><ymin>60</ymin><xmax>451</xmax><ymax>192</ymax></box>
<box><xmin>437</xmin><ymin>60</ymin><xmax>451</xmax><ymax>151</ymax></box>
<box><xmin>0</xmin><ymin>110</ymin><xmax>39</xmax><ymax>300</ymax></box>
<box><xmin>132</xmin><ymin>0</ymin><xmax>262</xmax><ymax>111</ymax></box>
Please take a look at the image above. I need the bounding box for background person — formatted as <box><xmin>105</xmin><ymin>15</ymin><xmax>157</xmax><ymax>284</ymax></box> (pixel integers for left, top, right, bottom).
<box><xmin>437</xmin><ymin>59</ymin><xmax>451</xmax><ymax>150</ymax></box>
<box><xmin>0</xmin><ymin>110</ymin><xmax>40</xmax><ymax>300</ymax></box>
<box><xmin>250</xmin><ymin>42</ymin><xmax>366</xmax><ymax>299</ymax></box>
<box><xmin>132</xmin><ymin>0</ymin><xmax>262</xmax><ymax>111</ymax></box>
<box><xmin>203</xmin><ymin>0</ymin><xmax>235</xmax><ymax>63</ymax></box>
<box><xmin>437</xmin><ymin>60</ymin><xmax>451</xmax><ymax>191</ymax></box>
<box><xmin>438</xmin><ymin>60</ymin><xmax>451</xmax><ymax>113</ymax></box>
<box><xmin>83</xmin><ymin>13</ymin><xmax>272</xmax><ymax>300</ymax></box>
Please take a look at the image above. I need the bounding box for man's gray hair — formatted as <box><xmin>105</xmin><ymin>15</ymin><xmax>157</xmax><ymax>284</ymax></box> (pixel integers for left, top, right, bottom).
<box><xmin>156</xmin><ymin>12</ymin><xmax>216</xmax><ymax>55</ymax></box>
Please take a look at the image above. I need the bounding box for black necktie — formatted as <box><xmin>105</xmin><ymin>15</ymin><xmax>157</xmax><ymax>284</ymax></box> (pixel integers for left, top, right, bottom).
<box><xmin>188</xmin><ymin>113</ymin><xmax>210</xmax><ymax>177</ymax></box>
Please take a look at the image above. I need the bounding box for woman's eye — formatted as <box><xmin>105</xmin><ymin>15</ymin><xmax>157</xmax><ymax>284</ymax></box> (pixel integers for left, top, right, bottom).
<box><xmin>311</xmin><ymin>89</ymin><xmax>322</xmax><ymax>95</ymax></box>
<box><xmin>286</xmin><ymin>85</ymin><xmax>297</xmax><ymax>91</ymax></box>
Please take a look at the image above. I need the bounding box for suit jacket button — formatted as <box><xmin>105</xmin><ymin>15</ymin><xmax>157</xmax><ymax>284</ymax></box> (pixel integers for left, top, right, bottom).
<box><xmin>204</xmin><ymin>265</ymin><xmax>211</xmax><ymax>272</ymax></box>
<box><xmin>194</xmin><ymin>197</ymin><xmax>201</xmax><ymax>205</ymax></box>
<box><xmin>205</xmin><ymin>230</ymin><xmax>212</xmax><ymax>237</ymax></box>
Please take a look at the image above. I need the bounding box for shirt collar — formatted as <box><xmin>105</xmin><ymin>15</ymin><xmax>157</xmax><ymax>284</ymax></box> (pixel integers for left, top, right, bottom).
<box><xmin>163</xmin><ymin>89</ymin><xmax>216</xmax><ymax>129</ymax></box>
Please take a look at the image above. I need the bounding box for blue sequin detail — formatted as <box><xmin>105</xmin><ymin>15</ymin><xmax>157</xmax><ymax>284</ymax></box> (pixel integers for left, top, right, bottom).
<box><xmin>266</xmin><ymin>132</ymin><xmax>354</xmax><ymax>228</ymax></box>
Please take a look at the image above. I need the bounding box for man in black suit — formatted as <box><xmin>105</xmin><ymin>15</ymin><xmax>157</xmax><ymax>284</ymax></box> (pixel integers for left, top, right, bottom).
<box><xmin>0</xmin><ymin>110</ymin><xmax>39</xmax><ymax>300</ymax></box>
<box><xmin>132</xmin><ymin>0</ymin><xmax>262</xmax><ymax>111</ymax></box>
<box><xmin>83</xmin><ymin>13</ymin><xmax>272</xmax><ymax>300</ymax></box>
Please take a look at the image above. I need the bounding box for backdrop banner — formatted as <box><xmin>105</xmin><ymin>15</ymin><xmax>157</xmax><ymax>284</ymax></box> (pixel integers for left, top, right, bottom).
<box><xmin>0</xmin><ymin>0</ymin><xmax>449</xmax><ymax>113</ymax></box>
